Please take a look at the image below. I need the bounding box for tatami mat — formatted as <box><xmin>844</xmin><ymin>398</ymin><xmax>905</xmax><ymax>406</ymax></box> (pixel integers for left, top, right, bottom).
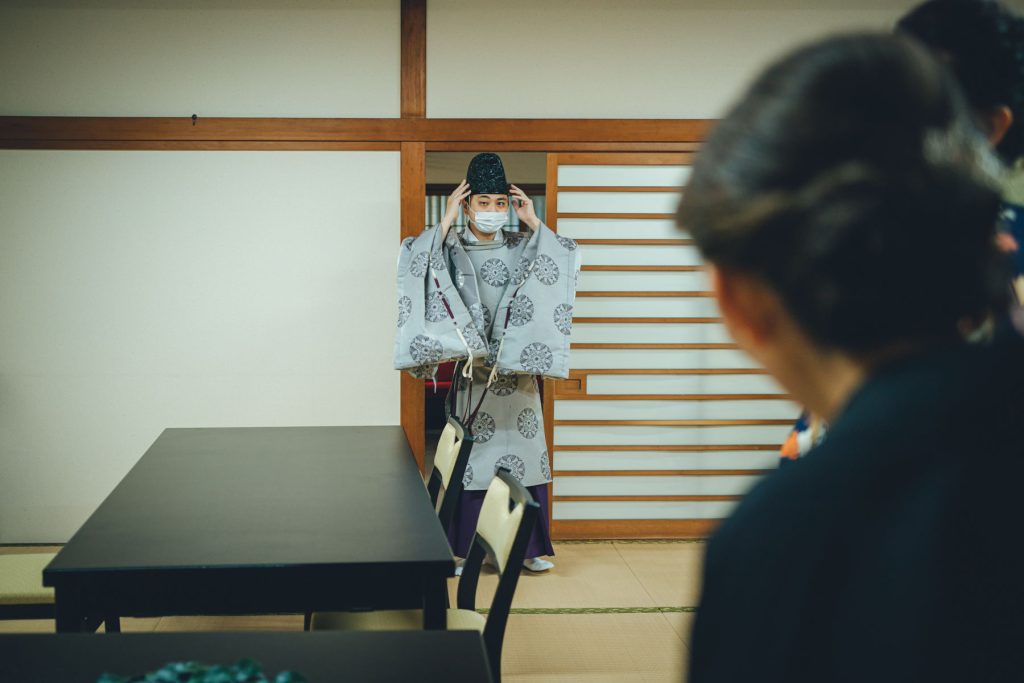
<box><xmin>0</xmin><ymin>541</ymin><xmax>705</xmax><ymax>681</ymax></box>
<box><xmin>614</xmin><ymin>541</ymin><xmax>705</xmax><ymax>608</ymax></box>
<box><xmin>664</xmin><ymin>610</ymin><xmax>697</xmax><ymax>650</ymax></box>
<box><xmin>0</xmin><ymin>617</ymin><xmax>161</xmax><ymax>634</ymax></box>
<box><xmin>155</xmin><ymin>615</ymin><xmax>305</xmax><ymax>632</ymax></box>
<box><xmin>0</xmin><ymin>546</ymin><xmax>63</xmax><ymax>555</ymax></box>
<box><xmin>501</xmin><ymin>613</ymin><xmax>686</xmax><ymax>682</ymax></box>
<box><xmin>450</xmin><ymin>542</ymin><xmax>658</xmax><ymax>609</ymax></box>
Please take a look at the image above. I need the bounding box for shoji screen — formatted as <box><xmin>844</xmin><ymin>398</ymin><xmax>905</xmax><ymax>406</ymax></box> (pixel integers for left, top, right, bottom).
<box><xmin>544</xmin><ymin>153</ymin><xmax>796</xmax><ymax>538</ymax></box>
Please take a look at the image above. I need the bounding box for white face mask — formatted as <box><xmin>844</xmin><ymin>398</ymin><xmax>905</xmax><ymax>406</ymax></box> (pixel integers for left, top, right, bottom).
<box><xmin>469</xmin><ymin>209</ymin><xmax>509</xmax><ymax>234</ymax></box>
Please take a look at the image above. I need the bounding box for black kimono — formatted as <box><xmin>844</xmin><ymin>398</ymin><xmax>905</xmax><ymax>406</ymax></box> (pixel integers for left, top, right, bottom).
<box><xmin>689</xmin><ymin>312</ymin><xmax>1024</xmax><ymax>683</ymax></box>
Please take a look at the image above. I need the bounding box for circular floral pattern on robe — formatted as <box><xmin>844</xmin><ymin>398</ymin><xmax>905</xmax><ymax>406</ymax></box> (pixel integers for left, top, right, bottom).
<box><xmin>485</xmin><ymin>339</ymin><xmax>500</xmax><ymax>367</ymax></box>
<box><xmin>556</xmin><ymin>234</ymin><xmax>578</xmax><ymax>251</ymax></box>
<box><xmin>471</xmin><ymin>412</ymin><xmax>495</xmax><ymax>444</ymax></box>
<box><xmin>480</xmin><ymin>258</ymin><xmax>511</xmax><ymax>287</ymax></box>
<box><xmin>553</xmin><ymin>303</ymin><xmax>573</xmax><ymax>335</ymax></box>
<box><xmin>495</xmin><ymin>454</ymin><xmax>526</xmax><ymax>482</ymax></box>
<box><xmin>397</xmin><ymin>296</ymin><xmax>412</xmax><ymax>327</ymax></box>
<box><xmin>489</xmin><ymin>373</ymin><xmax>518</xmax><ymax>396</ymax></box>
<box><xmin>517</xmin><ymin>408</ymin><xmax>539</xmax><ymax>439</ymax></box>
<box><xmin>468</xmin><ymin>303</ymin><xmax>485</xmax><ymax>330</ymax></box>
<box><xmin>462</xmin><ymin>462</ymin><xmax>475</xmax><ymax>488</ymax></box>
<box><xmin>430</xmin><ymin>248</ymin><xmax>445</xmax><ymax>271</ymax></box>
<box><xmin>463</xmin><ymin>323</ymin><xmax>487</xmax><ymax>352</ymax></box>
<box><xmin>408</xmin><ymin>251</ymin><xmax>430</xmax><ymax>277</ymax></box>
<box><xmin>425</xmin><ymin>291</ymin><xmax>449</xmax><ymax>322</ymax></box>
<box><xmin>511</xmin><ymin>256</ymin><xmax>532</xmax><ymax>286</ymax></box>
<box><xmin>520</xmin><ymin>342</ymin><xmax>554</xmax><ymax>374</ymax></box>
<box><xmin>407</xmin><ymin>364</ymin><xmax>435</xmax><ymax>379</ymax></box>
<box><xmin>509</xmin><ymin>295</ymin><xmax>535</xmax><ymax>327</ymax></box>
<box><xmin>540</xmin><ymin>450</ymin><xmax>551</xmax><ymax>480</ymax></box>
<box><xmin>533</xmin><ymin>255</ymin><xmax>560</xmax><ymax>285</ymax></box>
<box><xmin>409</xmin><ymin>334</ymin><xmax>443</xmax><ymax>364</ymax></box>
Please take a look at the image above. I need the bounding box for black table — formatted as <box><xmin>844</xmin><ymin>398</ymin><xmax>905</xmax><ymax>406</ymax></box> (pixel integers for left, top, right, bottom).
<box><xmin>0</xmin><ymin>631</ymin><xmax>492</xmax><ymax>682</ymax></box>
<box><xmin>44</xmin><ymin>427</ymin><xmax>454</xmax><ymax>633</ymax></box>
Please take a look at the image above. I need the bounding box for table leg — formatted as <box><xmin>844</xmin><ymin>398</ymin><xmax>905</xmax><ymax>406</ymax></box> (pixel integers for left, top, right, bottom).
<box><xmin>423</xmin><ymin>577</ymin><xmax>447</xmax><ymax>630</ymax></box>
<box><xmin>53</xmin><ymin>587</ymin><xmax>86</xmax><ymax>634</ymax></box>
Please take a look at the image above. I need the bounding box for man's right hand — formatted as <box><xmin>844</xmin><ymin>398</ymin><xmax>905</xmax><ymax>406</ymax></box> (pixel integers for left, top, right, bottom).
<box><xmin>441</xmin><ymin>179</ymin><xmax>472</xmax><ymax>240</ymax></box>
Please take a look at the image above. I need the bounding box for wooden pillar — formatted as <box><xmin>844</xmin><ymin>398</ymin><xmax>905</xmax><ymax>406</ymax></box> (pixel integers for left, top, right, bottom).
<box><xmin>400</xmin><ymin>142</ymin><xmax>427</xmax><ymax>471</ymax></box>
<box><xmin>399</xmin><ymin>0</ymin><xmax>428</xmax><ymax>471</ymax></box>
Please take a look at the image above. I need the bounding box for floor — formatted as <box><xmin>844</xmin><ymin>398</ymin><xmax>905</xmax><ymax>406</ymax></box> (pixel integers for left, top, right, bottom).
<box><xmin>0</xmin><ymin>540</ymin><xmax>704</xmax><ymax>682</ymax></box>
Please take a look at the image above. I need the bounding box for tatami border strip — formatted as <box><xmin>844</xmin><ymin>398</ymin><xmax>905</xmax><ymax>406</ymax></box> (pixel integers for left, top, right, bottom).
<box><xmin>479</xmin><ymin>606</ymin><xmax>698</xmax><ymax>615</ymax></box>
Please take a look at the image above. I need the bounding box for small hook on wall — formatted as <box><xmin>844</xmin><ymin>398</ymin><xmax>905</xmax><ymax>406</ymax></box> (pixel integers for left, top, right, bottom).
<box><xmin>191</xmin><ymin>114</ymin><xmax>198</xmax><ymax>127</ymax></box>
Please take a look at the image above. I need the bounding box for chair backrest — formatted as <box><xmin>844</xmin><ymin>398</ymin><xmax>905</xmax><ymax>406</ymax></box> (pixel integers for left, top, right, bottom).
<box><xmin>426</xmin><ymin>416</ymin><xmax>474</xmax><ymax>533</ymax></box>
<box><xmin>456</xmin><ymin>469</ymin><xmax>539</xmax><ymax>681</ymax></box>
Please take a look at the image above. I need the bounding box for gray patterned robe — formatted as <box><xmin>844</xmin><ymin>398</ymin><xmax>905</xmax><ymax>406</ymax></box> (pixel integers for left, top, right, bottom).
<box><xmin>394</xmin><ymin>223</ymin><xmax>580</xmax><ymax>489</ymax></box>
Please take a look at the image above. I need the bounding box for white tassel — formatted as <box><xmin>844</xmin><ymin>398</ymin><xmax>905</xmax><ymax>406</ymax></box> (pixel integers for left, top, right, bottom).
<box><xmin>487</xmin><ymin>337</ymin><xmax>506</xmax><ymax>387</ymax></box>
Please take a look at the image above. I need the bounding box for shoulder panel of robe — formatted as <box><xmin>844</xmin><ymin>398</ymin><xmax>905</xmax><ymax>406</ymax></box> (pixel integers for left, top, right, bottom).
<box><xmin>493</xmin><ymin>224</ymin><xmax>579</xmax><ymax>379</ymax></box>
<box><xmin>394</xmin><ymin>225</ymin><xmax>487</xmax><ymax>376</ymax></box>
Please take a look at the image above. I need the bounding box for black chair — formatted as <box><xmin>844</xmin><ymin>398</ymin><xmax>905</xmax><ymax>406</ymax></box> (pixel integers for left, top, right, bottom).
<box><xmin>312</xmin><ymin>468</ymin><xmax>538</xmax><ymax>683</ymax></box>
<box><xmin>426</xmin><ymin>415</ymin><xmax>474</xmax><ymax>534</ymax></box>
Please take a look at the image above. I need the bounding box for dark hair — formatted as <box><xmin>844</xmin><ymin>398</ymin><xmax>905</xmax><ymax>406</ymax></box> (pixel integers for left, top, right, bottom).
<box><xmin>677</xmin><ymin>33</ymin><xmax>1010</xmax><ymax>354</ymax></box>
<box><xmin>898</xmin><ymin>0</ymin><xmax>1024</xmax><ymax>163</ymax></box>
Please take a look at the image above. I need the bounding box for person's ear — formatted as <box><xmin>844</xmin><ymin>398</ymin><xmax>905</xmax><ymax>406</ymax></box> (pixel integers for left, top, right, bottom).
<box><xmin>710</xmin><ymin>265</ymin><xmax>780</xmax><ymax>355</ymax></box>
<box><xmin>987</xmin><ymin>106</ymin><xmax>1014</xmax><ymax>147</ymax></box>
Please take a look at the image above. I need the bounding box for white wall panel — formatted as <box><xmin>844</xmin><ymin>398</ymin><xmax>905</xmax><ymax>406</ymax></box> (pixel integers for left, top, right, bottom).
<box><xmin>558</xmin><ymin>165</ymin><xmax>690</xmax><ymax>187</ymax></box>
<box><xmin>571</xmin><ymin>323</ymin><xmax>729</xmax><ymax>344</ymax></box>
<box><xmin>586</xmin><ymin>374</ymin><xmax>785</xmax><ymax>395</ymax></box>
<box><xmin>573</xmin><ymin>297</ymin><xmax>719</xmax><ymax>318</ymax></box>
<box><xmin>558</xmin><ymin>219</ymin><xmax>688</xmax><ymax>241</ymax></box>
<box><xmin>554</xmin><ymin>450</ymin><xmax>782</xmax><ymax>471</ymax></box>
<box><xmin>577</xmin><ymin>270</ymin><xmax>708</xmax><ymax>292</ymax></box>
<box><xmin>429</xmin><ymin>0</ymin><xmax>922</xmax><ymax>118</ymax></box>
<box><xmin>555</xmin><ymin>400</ymin><xmax>799</xmax><ymax>421</ymax></box>
<box><xmin>0</xmin><ymin>0</ymin><xmax>400</xmax><ymax>117</ymax></box>
<box><xmin>558</xmin><ymin>192</ymin><xmax>681</xmax><ymax>214</ymax></box>
<box><xmin>578</xmin><ymin>245</ymin><xmax>703</xmax><ymax>266</ymax></box>
<box><xmin>0</xmin><ymin>150</ymin><xmax>400</xmax><ymax>542</ymax></box>
<box><xmin>555</xmin><ymin>425</ymin><xmax>794</xmax><ymax>446</ymax></box>
<box><xmin>554</xmin><ymin>500</ymin><xmax>740</xmax><ymax>520</ymax></box>
<box><xmin>571</xmin><ymin>349</ymin><xmax>754</xmax><ymax>370</ymax></box>
<box><xmin>555</xmin><ymin>475</ymin><xmax>763</xmax><ymax>497</ymax></box>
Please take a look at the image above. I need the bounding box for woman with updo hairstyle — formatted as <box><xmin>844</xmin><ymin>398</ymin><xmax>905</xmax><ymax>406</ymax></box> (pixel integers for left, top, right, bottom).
<box><xmin>680</xmin><ymin>34</ymin><xmax>1024</xmax><ymax>682</ymax></box>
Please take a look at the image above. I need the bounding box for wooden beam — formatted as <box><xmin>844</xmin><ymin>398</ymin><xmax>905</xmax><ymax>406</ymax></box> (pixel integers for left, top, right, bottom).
<box><xmin>552</xmin><ymin>519</ymin><xmax>719</xmax><ymax>540</ymax></box>
<box><xmin>428</xmin><ymin>142</ymin><xmax>702</xmax><ymax>152</ymax></box>
<box><xmin>0</xmin><ymin>117</ymin><xmax>714</xmax><ymax>147</ymax></box>
<box><xmin>401</xmin><ymin>0</ymin><xmax>427</xmax><ymax>118</ymax></box>
<box><xmin>400</xmin><ymin>142</ymin><xmax>427</xmax><ymax>472</ymax></box>
<box><xmin>0</xmin><ymin>140</ymin><xmax>401</xmax><ymax>151</ymax></box>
